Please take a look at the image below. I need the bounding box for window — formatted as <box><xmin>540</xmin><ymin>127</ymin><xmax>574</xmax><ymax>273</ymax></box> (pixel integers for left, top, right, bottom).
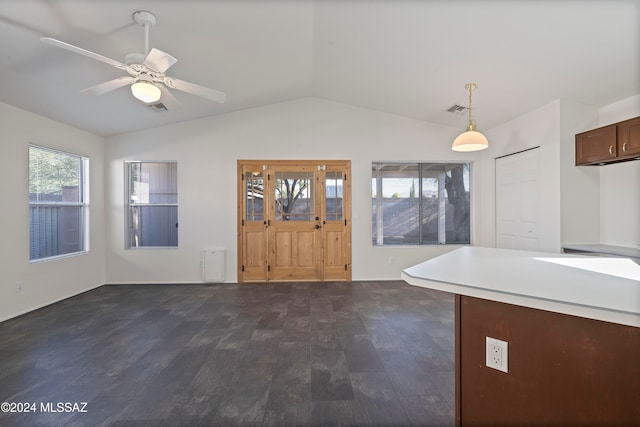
<box><xmin>29</xmin><ymin>145</ymin><xmax>89</xmax><ymax>261</ymax></box>
<box><xmin>126</xmin><ymin>161</ymin><xmax>178</xmax><ymax>248</ymax></box>
<box><xmin>372</xmin><ymin>162</ymin><xmax>471</xmax><ymax>246</ymax></box>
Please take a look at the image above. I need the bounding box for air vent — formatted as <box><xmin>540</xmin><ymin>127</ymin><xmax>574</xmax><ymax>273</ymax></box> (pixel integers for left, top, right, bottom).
<box><xmin>447</xmin><ymin>104</ymin><xmax>467</xmax><ymax>114</ymax></box>
<box><xmin>147</xmin><ymin>102</ymin><xmax>168</xmax><ymax>112</ymax></box>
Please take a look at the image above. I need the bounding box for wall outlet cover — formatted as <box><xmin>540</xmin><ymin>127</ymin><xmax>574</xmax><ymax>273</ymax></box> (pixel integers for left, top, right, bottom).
<box><xmin>486</xmin><ymin>336</ymin><xmax>508</xmax><ymax>373</ymax></box>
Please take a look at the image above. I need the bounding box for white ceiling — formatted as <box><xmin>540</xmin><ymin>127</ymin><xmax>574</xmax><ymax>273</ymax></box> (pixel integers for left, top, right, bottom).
<box><xmin>1</xmin><ymin>0</ymin><xmax>638</xmax><ymax>137</ymax></box>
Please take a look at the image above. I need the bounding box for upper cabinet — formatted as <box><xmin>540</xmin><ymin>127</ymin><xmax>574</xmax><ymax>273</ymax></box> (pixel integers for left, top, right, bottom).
<box><xmin>617</xmin><ymin>116</ymin><xmax>640</xmax><ymax>159</ymax></box>
<box><xmin>575</xmin><ymin>124</ymin><xmax>617</xmax><ymax>165</ymax></box>
<box><xmin>575</xmin><ymin>116</ymin><xmax>640</xmax><ymax>166</ymax></box>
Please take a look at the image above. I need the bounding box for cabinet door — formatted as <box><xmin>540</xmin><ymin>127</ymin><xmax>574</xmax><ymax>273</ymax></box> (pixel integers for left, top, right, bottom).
<box><xmin>617</xmin><ymin>116</ymin><xmax>640</xmax><ymax>160</ymax></box>
<box><xmin>575</xmin><ymin>125</ymin><xmax>617</xmax><ymax>165</ymax></box>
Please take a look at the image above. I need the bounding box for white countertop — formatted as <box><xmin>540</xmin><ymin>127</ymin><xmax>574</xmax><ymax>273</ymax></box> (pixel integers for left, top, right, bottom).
<box><xmin>401</xmin><ymin>246</ymin><xmax>640</xmax><ymax>327</ymax></box>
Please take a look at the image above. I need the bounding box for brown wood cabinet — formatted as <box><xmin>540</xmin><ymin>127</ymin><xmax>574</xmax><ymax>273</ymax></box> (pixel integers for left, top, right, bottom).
<box><xmin>455</xmin><ymin>295</ymin><xmax>640</xmax><ymax>426</ymax></box>
<box><xmin>575</xmin><ymin>115</ymin><xmax>640</xmax><ymax>165</ymax></box>
<box><xmin>617</xmin><ymin>115</ymin><xmax>640</xmax><ymax>159</ymax></box>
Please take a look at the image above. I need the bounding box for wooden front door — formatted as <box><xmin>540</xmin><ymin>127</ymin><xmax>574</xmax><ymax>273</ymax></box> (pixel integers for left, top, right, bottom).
<box><xmin>268</xmin><ymin>165</ymin><xmax>322</xmax><ymax>281</ymax></box>
<box><xmin>238</xmin><ymin>160</ymin><xmax>351</xmax><ymax>283</ymax></box>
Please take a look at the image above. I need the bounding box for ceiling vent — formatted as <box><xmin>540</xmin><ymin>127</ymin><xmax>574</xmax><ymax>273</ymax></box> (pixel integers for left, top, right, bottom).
<box><xmin>147</xmin><ymin>102</ymin><xmax>168</xmax><ymax>112</ymax></box>
<box><xmin>447</xmin><ymin>104</ymin><xmax>467</xmax><ymax>114</ymax></box>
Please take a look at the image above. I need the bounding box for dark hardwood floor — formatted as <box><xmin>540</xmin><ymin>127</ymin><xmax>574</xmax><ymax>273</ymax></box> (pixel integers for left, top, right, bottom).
<box><xmin>0</xmin><ymin>281</ymin><xmax>454</xmax><ymax>426</ymax></box>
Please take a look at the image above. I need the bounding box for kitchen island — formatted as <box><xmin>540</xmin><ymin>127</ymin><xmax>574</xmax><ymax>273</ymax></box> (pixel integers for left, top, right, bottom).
<box><xmin>402</xmin><ymin>247</ymin><xmax>640</xmax><ymax>426</ymax></box>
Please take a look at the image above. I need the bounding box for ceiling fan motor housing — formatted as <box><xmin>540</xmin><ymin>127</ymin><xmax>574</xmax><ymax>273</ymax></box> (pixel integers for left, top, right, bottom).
<box><xmin>125</xmin><ymin>53</ymin><xmax>146</xmax><ymax>65</ymax></box>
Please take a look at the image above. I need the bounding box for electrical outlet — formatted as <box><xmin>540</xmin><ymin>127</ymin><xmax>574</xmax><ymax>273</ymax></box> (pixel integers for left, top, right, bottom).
<box><xmin>486</xmin><ymin>336</ymin><xmax>508</xmax><ymax>373</ymax></box>
<box><xmin>16</xmin><ymin>281</ymin><xmax>23</xmax><ymax>293</ymax></box>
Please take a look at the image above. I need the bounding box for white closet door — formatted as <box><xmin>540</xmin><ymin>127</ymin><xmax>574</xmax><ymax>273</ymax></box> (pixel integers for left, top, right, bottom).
<box><xmin>495</xmin><ymin>148</ymin><xmax>540</xmax><ymax>251</ymax></box>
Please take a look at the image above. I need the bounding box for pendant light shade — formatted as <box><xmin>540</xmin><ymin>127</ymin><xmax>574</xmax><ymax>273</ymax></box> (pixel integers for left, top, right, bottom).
<box><xmin>452</xmin><ymin>124</ymin><xmax>489</xmax><ymax>151</ymax></box>
<box><xmin>131</xmin><ymin>81</ymin><xmax>161</xmax><ymax>103</ymax></box>
<box><xmin>452</xmin><ymin>83</ymin><xmax>488</xmax><ymax>152</ymax></box>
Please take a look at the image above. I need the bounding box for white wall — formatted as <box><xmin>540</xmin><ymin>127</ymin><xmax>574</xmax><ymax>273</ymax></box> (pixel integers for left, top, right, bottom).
<box><xmin>0</xmin><ymin>102</ymin><xmax>105</xmax><ymax>322</ymax></box>
<box><xmin>597</xmin><ymin>94</ymin><xmax>640</xmax><ymax>247</ymax></box>
<box><xmin>477</xmin><ymin>101</ymin><xmax>562</xmax><ymax>252</ymax></box>
<box><xmin>559</xmin><ymin>99</ymin><xmax>601</xmax><ymax>245</ymax></box>
<box><xmin>105</xmin><ymin>97</ymin><xmax>481</xmax><ymax>283</ymax></box>
<box><xmin>478</xmin><ymin>94</ymin><xmax>640</xmax><ymax>252</ymax></box>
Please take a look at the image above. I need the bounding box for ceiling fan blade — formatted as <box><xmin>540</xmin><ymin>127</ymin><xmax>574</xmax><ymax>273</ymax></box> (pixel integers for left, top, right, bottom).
<box><xmin>163</xmin><ymin>76</ymin><xmax>227</xmax><ymax>103</ymax></box>
<box><xmin>143</xmin><ymin>48</ymin><xmax>177</xmax><ymax>73</ymax></box>
<box><xmin>41</xmin><ymin>37</ymin><xmax>127</xmax><ymax>70</ymax></box>
<box><xmin>157</xmin><ymin>85</ymin><xmax>181</xmax><ymax>109</ymax></box>
<box><xmin>80</xmin><ymin>76</ymin><xmax>137</xmax><ymax>96</ymax></box>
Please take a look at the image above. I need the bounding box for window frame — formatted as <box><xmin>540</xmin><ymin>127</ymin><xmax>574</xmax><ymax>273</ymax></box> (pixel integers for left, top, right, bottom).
<box><xmin>125</xmin><ymin>160</ymin><xmax>179</xmax><ymax>249</ymax></box>
<box><xmin>29</xmin><ymin>144</ymin><xmax>90</xmax><ymax>262</ymax></box>
<box><xmin>372</xmin><ymin>161</ymin><xmax>472</xmax><ymax>246</ymax></box>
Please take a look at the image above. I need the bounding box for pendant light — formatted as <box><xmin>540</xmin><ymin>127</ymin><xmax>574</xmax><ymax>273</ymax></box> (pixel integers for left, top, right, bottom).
<box><xmin>451</xmin><ymin>83</ymin><xmax>488</xmax><ymax>152</ymax></box>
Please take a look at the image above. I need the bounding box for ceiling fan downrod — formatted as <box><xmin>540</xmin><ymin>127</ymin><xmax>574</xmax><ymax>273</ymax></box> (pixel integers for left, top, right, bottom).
<box><xmin>132</xmin><ymin>10</ymin><xmax>156</xmax><ymax>56</ymax></box>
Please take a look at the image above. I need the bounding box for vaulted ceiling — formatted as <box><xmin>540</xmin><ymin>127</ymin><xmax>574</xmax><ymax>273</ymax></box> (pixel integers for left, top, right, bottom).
<box><xmin>1</xmin><ymin>0</ymin><xmax>638</xmax><ymax>137</ymax></box>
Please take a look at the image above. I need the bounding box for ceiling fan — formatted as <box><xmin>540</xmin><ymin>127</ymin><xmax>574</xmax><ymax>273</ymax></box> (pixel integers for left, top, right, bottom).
<box><xmin>41</xmin><ymin>10</ymin><xmax>226</xmax><ymax>106</ymax></box>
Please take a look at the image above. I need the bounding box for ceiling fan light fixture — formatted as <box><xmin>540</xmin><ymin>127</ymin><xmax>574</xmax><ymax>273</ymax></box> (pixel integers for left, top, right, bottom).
<box><xmin>131</xmin><ymin>81</ymin><xmax>161</xmax><ymax>103</ymax></box>
<box><xmin>451</xmin><ymin>83</ymin><xmax>488</xmax><ymax>152</ymax></box>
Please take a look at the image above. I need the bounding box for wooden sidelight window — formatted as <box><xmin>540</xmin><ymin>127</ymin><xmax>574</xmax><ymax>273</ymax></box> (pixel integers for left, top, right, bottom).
<box><xmin>237</xmin><ymin>160</ymin><xmax>351</xmax><ymax>283</ymax></box>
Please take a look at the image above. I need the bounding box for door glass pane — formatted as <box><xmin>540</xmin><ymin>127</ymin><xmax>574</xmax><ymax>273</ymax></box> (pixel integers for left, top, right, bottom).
<box><xmin>275</xmin><ymin>171</ymin><xmax>314</xmax><ymax>221</ymax></box>
<box><xmin>325</xmin><ymin>171</ymin><xmax>343</xmax><ymax>221</ymax></box>
<box><xmin>245</xmin><ymin>171</ymin><xmax>264</xmax><ymax>221</ymax></box>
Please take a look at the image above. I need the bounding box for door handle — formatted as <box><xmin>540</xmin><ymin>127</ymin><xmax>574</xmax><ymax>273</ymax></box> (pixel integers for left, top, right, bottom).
<box><xmin>315</xmin><ymin>224</ymin><xmax>321</xmax><ymax>229</ymax></box>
